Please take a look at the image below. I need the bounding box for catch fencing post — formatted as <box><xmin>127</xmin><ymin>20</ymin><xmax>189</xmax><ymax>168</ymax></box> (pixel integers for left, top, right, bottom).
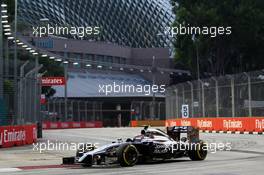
<box><xmin>243</xmin><ymin>72</ymin><xmax>252</xmax><ymax>117</ymax></box>
<box><xmin>182</xmin><ymin>84</ymin><xmax>185</xmax><ymax>103</ymax></box>
<box><xmin>85</xmin><ymin>101</ymin><xmax>88</xmax><ymax>121</ymax></box>
<box><xmin>47</xmin><ymin>99</ymin><xmax>50</xmax><ymax>121</ymax></box>
<box><xmin>187</xmin><ymin>81</ymin><xmax>194</xmax><ymax>118</ymax></box>
<box><xmin>230</xmin><ymin>75</ymin><xmax>235</xmax><ymax>117</ymax></box>
<box><xmin>59</xmin><ymin>99</ymin><xmax>62</xmax><ymax>121</ymax></box>
<box><xmin>212</xmin><ymin>77</ymin><xmax>219</xmax><ymax>117</ymax></box>
<box><xmin>198</xmin><ymin>80</ymin><xmax>205</xmax><ymax>117</ymax></box>
<box><xmin>53</xmin><ymin>98</ymin><xmax>57</xmax><ymax>122</ymax></box>
<box><xmin>174</xmin><ymin>88</ymin><xmax>179</xmax><ymax>118</ymax></box>
<box><xmin>78</xmin><ymin>101</ymin><xmax>81</xmax><ymax>122</ymax></box>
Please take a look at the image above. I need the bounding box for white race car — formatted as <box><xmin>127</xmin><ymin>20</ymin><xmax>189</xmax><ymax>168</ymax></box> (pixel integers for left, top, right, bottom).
<box><xmin>63</xmin><ymin>126</ymin><xmax>207</xmax><ymax>167</ymax></box>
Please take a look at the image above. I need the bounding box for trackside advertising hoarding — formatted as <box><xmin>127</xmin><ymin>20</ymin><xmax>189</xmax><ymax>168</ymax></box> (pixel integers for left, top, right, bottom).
<box><xmin>0</xmin><ymin>125</ymin><xmax>37</xmax><ymax>148</ymax></box>
<box><xmin>42</xmin><ymin>121</ymin><xmax>103</xmax><ymax>129</ymax></box>
<box><xmin>131</xmin><ymin>118</ymin><xmax>264</xmax><ymax>133</ymax></box>
<box><xmin>41</xmin><ymin>77</ymin><xmax>65</xmax><ymax>86</ymax></box>
<box><xmin>166</xmin><ymin>118</ymin><xmax>264</xmax><ymax>132</ymax></box>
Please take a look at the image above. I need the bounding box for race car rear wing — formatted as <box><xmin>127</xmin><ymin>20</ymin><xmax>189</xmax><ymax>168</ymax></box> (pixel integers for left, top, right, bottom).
<box><xmin>166</xmin><ymin>126</ymin><xmax>200</xmax><ymax>142</ymax></box>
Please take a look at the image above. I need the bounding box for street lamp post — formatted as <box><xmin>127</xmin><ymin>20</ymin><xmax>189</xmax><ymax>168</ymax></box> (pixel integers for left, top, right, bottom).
<box><xmin>13</xmin><ymin>0</ymin><xmax>18</xmax><ymax>124</ymax></box>
<box><xmin>187</xmin><ymin>81</ymin><xmax>194</xmax><ymax>118</ymax></box>
<box><xmin>19</xmin><ymin>60</ymin><xmax>29</xmax><ymax>124</ymax></box>
<box><xmin>151</xmin><ymin>56</ymin><xmax>156</xmax><ymax>120</ymax></box>
<box><xmin>64</xmin><ymin>44</ymin><xmax>68</xmax><ymax>122</ymax></box>
<box><xmin>34</xmin><ymin>54</ymin><xmax>39</xmax><ymax>123</ymax></box>
<box><xmin>0</xmin><ymin>9</ymin><xmax>3</xmax><ymax>100</ymax></box>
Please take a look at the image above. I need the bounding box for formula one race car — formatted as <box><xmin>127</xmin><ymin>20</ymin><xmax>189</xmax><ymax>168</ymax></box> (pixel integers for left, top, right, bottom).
<box><xmin>63</xmin><ymin>126</ymin><xmax>207</xmax><ymax>167</ymax></box>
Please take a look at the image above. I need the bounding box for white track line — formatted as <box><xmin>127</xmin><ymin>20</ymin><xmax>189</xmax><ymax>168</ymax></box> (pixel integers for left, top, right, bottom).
<box><xmin>0</xmin><ymin>168</ymin><xmax>22</xmax><ymax>172</ymax></box>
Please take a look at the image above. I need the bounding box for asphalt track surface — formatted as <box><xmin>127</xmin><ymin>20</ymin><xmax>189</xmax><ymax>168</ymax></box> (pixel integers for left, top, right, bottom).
<box><xmin>0</xmin><ymin>127</ymin><xmax>264</xmax><ymax>175</ymax></box>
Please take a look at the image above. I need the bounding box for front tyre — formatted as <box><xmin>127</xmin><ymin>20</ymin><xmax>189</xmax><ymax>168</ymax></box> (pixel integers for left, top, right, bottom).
<box><xmin>117</xmin><ymin>144</ymin><xmax>139</xmax><ymax>167</ymax></box>
<box><xmin>188</xmin><ymin>141</ymin><xmax>207</xmax><ymax>161</ymax></box>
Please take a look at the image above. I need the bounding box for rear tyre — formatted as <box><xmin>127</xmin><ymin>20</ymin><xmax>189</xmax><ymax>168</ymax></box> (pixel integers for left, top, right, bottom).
<box><xmin>188</xmin><ymin>141</ymin><xmax>207</xmax><ymax>161</ymax></box>
<box><xmin>117</xmin><ymin>144</ymin><xmax>139</xmax><ymax>167</ymax></box>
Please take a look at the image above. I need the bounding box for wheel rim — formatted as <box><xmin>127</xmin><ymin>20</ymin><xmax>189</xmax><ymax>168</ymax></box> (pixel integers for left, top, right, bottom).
<box><xmin>123</xmin><ymin>146</ymin><xmax>138</xmax><ymax>165</ymax></box>
<box><xmin>197</xmin><ymin>143</ymin><xmax>207</xmax><ymax>159</ymax></box>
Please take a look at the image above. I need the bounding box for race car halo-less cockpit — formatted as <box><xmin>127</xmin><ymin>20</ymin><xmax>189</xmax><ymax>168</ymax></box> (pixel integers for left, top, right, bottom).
<box><xmin>63</xmin><ymin>126</ymin><xmax>208</xmax><ymax>167</ymax></box>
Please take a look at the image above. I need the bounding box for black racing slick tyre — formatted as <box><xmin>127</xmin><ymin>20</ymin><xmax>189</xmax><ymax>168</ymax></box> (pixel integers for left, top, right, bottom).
<box><xmin>188</xmin><ymin>141</ymin><xmax>207</xmax><ymax>161</ymax></box>
<box><xmin>117</xmin><ymin>144</ymin><xmax>139</xmax><ymax>167</ymax></box>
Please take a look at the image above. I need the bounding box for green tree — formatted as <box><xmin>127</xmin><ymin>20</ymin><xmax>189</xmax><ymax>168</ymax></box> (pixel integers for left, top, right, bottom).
<box><xmin>171</xmin><ymin>0</ymin><xmax>264</xmax><ymax>78</ymax></box>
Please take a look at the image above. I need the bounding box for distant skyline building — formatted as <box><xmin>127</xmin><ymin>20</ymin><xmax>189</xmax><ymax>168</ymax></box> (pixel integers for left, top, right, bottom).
<box><xmin>18</xmin><ymin>0</ymin><xmax>174</xmax><ymax>48</ymax></box>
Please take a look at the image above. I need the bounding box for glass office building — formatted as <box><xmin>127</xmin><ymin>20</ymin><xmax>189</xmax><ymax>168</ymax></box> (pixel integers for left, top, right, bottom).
<box><xmin>18</xmin><ymin>0</ymin><xmax>174</xmax><ymax>48</ymax></box>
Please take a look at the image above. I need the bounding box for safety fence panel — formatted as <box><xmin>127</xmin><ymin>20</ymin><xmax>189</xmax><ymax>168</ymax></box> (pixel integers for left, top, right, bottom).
<box><xmin>166</xmin><ymin>70</ymin><xmax>264</xmax><ymax>118</ymax></box>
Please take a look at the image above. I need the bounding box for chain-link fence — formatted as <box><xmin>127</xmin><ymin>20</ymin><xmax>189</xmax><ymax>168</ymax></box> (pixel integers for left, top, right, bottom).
<box><xmin>166</xmin><ymin>70</ymin><xmax>264</xmax><ymax>119</ymax></box>
<box><xmin>131</xmin><ymin>101</ymin><xmax>166</xmax><ymax>120</ymax></box>
<box><xmin>41</xmin><ymin>99</ymin><xmax>166</xmax><ymax>126</ymax></box>
<box><xmin>41</xmin><ymin>100</ymin><xmax>103</xmax><ymax>122</ymax></box>
<box><xmin>0</xmin><ymin>75</ymin><xmax>41</xmax><ymax>126</ymax></box>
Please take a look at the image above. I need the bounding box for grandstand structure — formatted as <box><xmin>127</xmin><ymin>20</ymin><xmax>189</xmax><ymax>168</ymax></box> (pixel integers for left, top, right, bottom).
<box><xmin>18</xmin><ymin>0</ymin><xmax>174</xmax><ymax>48</ymax></box>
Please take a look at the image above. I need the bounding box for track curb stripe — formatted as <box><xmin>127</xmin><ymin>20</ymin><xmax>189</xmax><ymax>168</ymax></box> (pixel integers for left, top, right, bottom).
<box><xmin>0</xmin><ymin>168</ymin><xmax>22</xmax><ymax>172</ymax></box>
<box><xmin>16</xmin><ymin>164</ymin><xmax>80</xmax><ymax>170</ymax></box>
<box><xmin>200</xmin><ymin>130</ymin><xmax>263</xmax><ymax>135</ymax></box>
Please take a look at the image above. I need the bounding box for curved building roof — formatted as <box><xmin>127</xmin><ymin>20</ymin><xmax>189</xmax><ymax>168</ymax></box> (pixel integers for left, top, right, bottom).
<box><xmin>18</xmin><ymin>0</ymin><xmax>174</xmax><ymax>48</ymax></box>
<box><xmin>53</xmin><ymin>71</ymin><xmax>165</xmax><ymax>98</ymax></box>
